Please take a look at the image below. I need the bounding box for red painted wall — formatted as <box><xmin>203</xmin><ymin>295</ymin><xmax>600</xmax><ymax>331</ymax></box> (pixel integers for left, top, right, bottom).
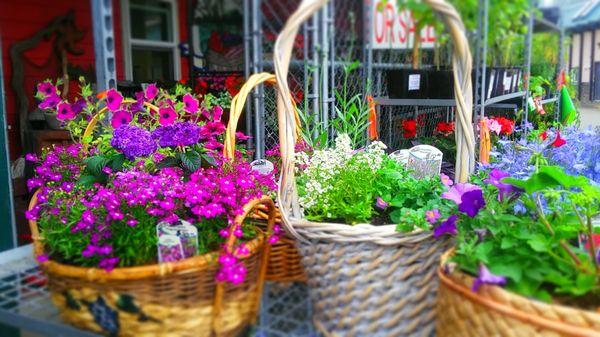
<box><xmin>0</xmin><ymin>0</ymin><xmax>191</xmax><ymax>161</ymax></box>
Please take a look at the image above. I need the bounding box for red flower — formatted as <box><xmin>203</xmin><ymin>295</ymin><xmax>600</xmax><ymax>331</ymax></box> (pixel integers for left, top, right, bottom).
<box><xmin>492</xmin><ymin>117</ymin><xmax>514</xmax><ymax>135</ymax></box>
<box><xmin>435</xmin><ymin>121</ymin><xmax>454</xmax><ymax>135</ymax></box>
<box><xmin>207</xmin><ymin>31</ymin><xmax>225</xmax><ymax>54</ymax></box>
<box><xmin>195</xmin><ymin>79</ymin><xmax>208</xmax><ymax>95</ymax></box>
<box><xmin>417</xmin><ymin>114</ymin><xmax>426</xmax><ymax>127</ymax></box>
<box><xmin>550</xmin><ymin>130</ymin><xmax>566</xmax><ymax>148</ymax></box>
<box><xmin>540</xmin><ymin>131</ymin><xmax>547</xmax><ymax>140</ymax></box>
<box><xmin>584</xmin><ymin>234</ymin><xmax>600</xmax><ymax>249</ymax></box>
<box><xmin>402</xmin><ymin>119</ymin><xmax>417</xmax><ymax>139</ymax></box>
<box><xmin>225</xmin><ymin>75</ymin><xmax>244</xmax><ymax>96</ymax></box>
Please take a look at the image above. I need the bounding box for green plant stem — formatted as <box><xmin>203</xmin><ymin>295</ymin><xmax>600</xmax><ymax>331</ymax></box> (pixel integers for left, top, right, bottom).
<box><xmin>535</xmin><ymin>195</ymin><xmax>582</xmax><ymax>266</ymax></box>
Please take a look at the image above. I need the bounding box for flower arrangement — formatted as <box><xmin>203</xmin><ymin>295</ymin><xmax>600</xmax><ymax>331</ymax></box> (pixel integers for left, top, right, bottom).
<box><xmin>27</xmin><ymin>80</ymin><xmax>276</xmax><ymax>283</ymax></box>
<box><xmin>448</xmin><ymin>165</ymin><xmax>599</xmax><ymax>307</ymax></box>
<box><xmin>295</xmin><ymin>134</ymin><xmax>453</xmax><ymax>233</ymax></box>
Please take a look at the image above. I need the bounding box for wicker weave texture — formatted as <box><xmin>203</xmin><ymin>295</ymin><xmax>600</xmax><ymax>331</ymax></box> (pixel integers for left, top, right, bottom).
<box><xmin>436</xmin><ymin>258</ymin><xmax>600</xmax><ymax>337</ymax></box>
<box><xmin>299</xmin><ymin>235</ymin><xmax>452</xmax><ymax>337</ymax></box>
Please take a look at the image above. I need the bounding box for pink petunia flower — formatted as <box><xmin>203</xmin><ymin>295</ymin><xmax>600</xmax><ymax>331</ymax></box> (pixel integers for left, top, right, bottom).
<box><xmin>183</xmin><ymin>93</ymin><xmax>199</xmax><ymax>114</ymax></box>
<box><xmin>235</xmin><ymin>131</ymin><xmax>251</xmax><ymax>141</ymax></box>
<box><xmin>145</xmin><ymin>83</ymin><xmax>158</xmax><ymax>101</ymax></box>
<box><xmin>441</xmin><ymin>183</ymin><xmax>480</xmax><ymax>205</ymax></box>
<box><xmin>39</xmin><ymin>94</ymin><xmax>61</xmax><ymax>110</ymax></box>
<box><xmin>56</xmin><ymin>102</ymin><xmax>76</xmax><ymax>120</ymax></box>
<box><xmin>37</xmin><ymin>82</ymin><xmax>56</xmax><ymax>97</ymax></box>
<box><xmin>111</xmin><ymin>110</ymin><xmax>133</xmax><ymax>128</ymax></box>
<box><xmin>440</xmin><ymin>173</ymin><xmax>453</xmax><ymax>187</ymax></box>
<box><xmin>158</xmin><ymin>106</ymin><xmax>177</xmax><ymax>125</ymax></box>
<box><xmin>105</xmin><ymin>89</ymin><xmax>123</xmax><ymax>111</ymax></box>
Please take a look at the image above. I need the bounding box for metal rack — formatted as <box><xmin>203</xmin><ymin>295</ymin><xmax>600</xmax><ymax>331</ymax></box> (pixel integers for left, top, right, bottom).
<box><xmin>0</xmin><ymin>245</ymin><xmax>315</xmax><ymax>337</ymax></box>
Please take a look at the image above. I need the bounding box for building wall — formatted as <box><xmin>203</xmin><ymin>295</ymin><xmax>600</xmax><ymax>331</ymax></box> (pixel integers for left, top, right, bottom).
<box><xmin>582</xmin><ymin>31</ymin><xmax>593</xmax><ymax>83</ymax></box>
<box><xmin>0</xmin><ymin>0</ymin><xmax>191</xmax><ymax>161</ymax></box>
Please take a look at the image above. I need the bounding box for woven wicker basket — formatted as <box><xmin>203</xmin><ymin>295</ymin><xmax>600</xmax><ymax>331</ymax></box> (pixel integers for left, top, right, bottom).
<box><xmin>224</xmin><ymin>72</ymin><xmax>306</xmax><ymax>283</ymax></box>
<box><xmin>29</xmin><ymin>98</ymin><xmax>278</xmax><ymax>336</ymax></box>
<box><xmin>272</xmin><ymin>0</ymin><xmax>474</xmax><ymax>336</ymax></box>
<box><xmin>436</xmin><ymin>251</ymin><xmax>600</xmax><ymax>337</ymax></box>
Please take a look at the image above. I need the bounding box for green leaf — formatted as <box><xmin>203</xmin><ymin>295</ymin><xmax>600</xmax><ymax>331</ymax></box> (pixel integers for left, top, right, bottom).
<box><xmin>489</xmin><ymin>263</ymin><xmax>522</xmax><ymax>283</ymax></box>
<box><xmin>503</xmin><ymin>166</ymin><xmax>589</xmax><ymax>194</ymax></box>
<box><xmin>109</xmin><ymin>153</ymin><xmax>126</xmax><ymax>172</ymax></box>
<box><xmin>76</xmin><ymin>174</ymin><xmax>101</xmax><ymax>187</ymax></box>
<box><xmin>85</xmin><ymin>155</ymin><xmax>110</xmax><ymax>176</ymax></box>
<box><xmin>179</xmin><ymin>151</ymin><xmax>201</xmax><ymax>171</ymax></box>
<box><xmin>201</xmin><ymin>153</ymin><xmax>217</xmax><ymax>167</ymax></box>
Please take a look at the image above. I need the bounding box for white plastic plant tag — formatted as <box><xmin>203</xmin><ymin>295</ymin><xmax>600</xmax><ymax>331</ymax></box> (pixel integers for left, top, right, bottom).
<box><xmin>406</xmin><ymin>145</ymin><xmax>443</xmax><ymax>179</ymax></box>
<box><xmin>157</xmin><ymin>220</ymin><xmax>199</xmax><ymax>258</ymax></box>
<box><xmin>390</xmin><ymin>149</ymin><xmax>410</xmax><ymax>166</ymax></box>
<box><xmin>250</xmin><ymin>159</ymin><xmax>275</xmax><ymax>175</ymax></box>
<box><xmin>157</xmin><ymin>235</ymin><xmax>185</xmax><ymax>263</ymax></box>
<box><xmin>408</xmin><ymin>74</ymin><xmax>421</xmax><ymax>91</ymax></box>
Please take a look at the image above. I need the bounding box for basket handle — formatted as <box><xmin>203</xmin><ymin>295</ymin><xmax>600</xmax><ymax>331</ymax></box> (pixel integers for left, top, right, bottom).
<box><xmin>212</xmin><ymin>196</ymin><xmax>277</xmax><ymax>329</ymax></box>
<box><xmin>223</xmin><ymin>72</ymin><xmax>302</xmax><ymax>160</ymax></box>
<box><xmin>273</xmin><ymin>0</ymin><xmax>474</xmax><ymax>239</ymax></box>
<box><xmin>81</xmin><ymin>100</ymin><xmax>160</xmax><ymax>150</ymax></box>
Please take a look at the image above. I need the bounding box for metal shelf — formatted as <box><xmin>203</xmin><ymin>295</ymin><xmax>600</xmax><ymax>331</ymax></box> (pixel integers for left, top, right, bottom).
<box><xmin>0</xmin><ymin>245</ymin><xmax>316</xmax><ymax>337</ymax></box>
<box><xmin>484</xmin><ymin>91</ymin><xmax>526</xmax><ymax>106</ymax></box>
<box><xmin>540</xmin><ymin>96</ymin><xmax>558</xmax><ymax>104</ymax></box>
<box><xmin>374</xmin><ymin>96</ymin><xmax>518</xmax><ymax>110</ymax></box>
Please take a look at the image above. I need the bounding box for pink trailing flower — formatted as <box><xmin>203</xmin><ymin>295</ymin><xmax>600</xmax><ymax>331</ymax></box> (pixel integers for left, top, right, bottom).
<box><xmin>183</xmin><ymin>93</ymin><xmax>199</xmax><ymax>114</ymax></box>
<box><xmin>158</xmin><ymin>106</ymin><xmax>177</xmax><ymax>125</ymax></box>
<box><xmin>375</xmin><ymin>197</ymin><xmax>389</xmax><ymax>210</ymax></box>
<box><xmin>440</xmin><ymin>173</ymin><xmax>453</xmax><ymax>187</ymax></box>
<box><xmin>111</xmin><ymin>110</ymin><xmax>133</xmax><ymax>128</ymax></box>
<box><xmin>145</xmin><ymin>83</ymin><xmax>159</xmax><ymax>101</ymax></box>
<box><xmin>105</xmin><ymin>89</ymin><xmax>123</xmax><ymax>111</ymax></box>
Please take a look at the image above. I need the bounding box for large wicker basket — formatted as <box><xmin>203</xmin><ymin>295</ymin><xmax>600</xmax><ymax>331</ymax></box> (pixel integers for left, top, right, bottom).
<box><xmin>272</xmin><ymin>0</ymin><xmax>474</xmax><ymax>335</ymax></box>
<box><xmin>436</xmin><ymin>250</ymin><xmax>600</xmax><ymax>337</ymax></box>
<box><xmin>28</xmin><ymin>193</ymin><xmax>276</xmax><ymax>337</ymax></box>
<box><xmin>224</xmin><ymin>72</ymin><xmax>306</xmax><ymax>283</ymax></box>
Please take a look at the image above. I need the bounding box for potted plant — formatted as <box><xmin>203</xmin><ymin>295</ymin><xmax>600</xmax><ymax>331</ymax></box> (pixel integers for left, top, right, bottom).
<box><xmin>436</xmin><ymin>165</ymin><xmax>600</xmax><ymax>336</ymax></box>
<box><xmin>271</xmin><ymin>0</ymin><xmax>475</xmax><ymax>335</ymax></box>
<box><xmin>26</xmin><ymin>79</ymin><xmax>279</xmax><ymax>336</ymax></box>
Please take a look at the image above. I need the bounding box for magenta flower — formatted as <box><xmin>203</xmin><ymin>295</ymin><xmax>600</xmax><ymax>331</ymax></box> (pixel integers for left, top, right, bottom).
<box><xmin>36</xmin><ymin>254</ymin><xmax>49</xmax><ymax>263</ymax></box>
<box><xmin>25</xmin><ymin>153</ymin><xmax>38</xmax><ymax>162</ymax></box>
<box><xmin>425</xmin><ymin>209</ymin><xmax>441</xmax><ymax>224</ymax></box>
<box><xmin>158</xmin><ymin>106</ymin><xmax>177</xmax><ymax>125</ymax></box>
<box><xmin>111</xmin><ymin>110</ymin><xmax>133</xmax><ymax>128</ymax></box>
<box><xmin>458</xmin><ymin>189</ymin><xmax>486</xmax><ymax>217</ymax></box>
<box><xmin>38</xmin><ymin>94</ymin><xmax>61</xmax><ymax>110</ymax></box>
<box><xmin>236</xmin><ymin>131</ymin><xmax>251</xmax><ymax>141</ymax></box>
<box><xmin>56</xmin><ymin>102</ymin><xmax>76</xmax><ymax>120</ymax></box>
<box><xmin>442</xmin><ymin>183</ymin><xmax>480</xmax><ymax>205</ymax></box>
<box><xmin>433</xmin><ymin>215</ymin><xmax>457</xmax><ymax>237</ymax></box>
<box><xmin>441</xmin><ymin>173</ymin><xmax>453</xmax><ymax>187</ymax></box>
<box><xmin>145</xmin><ymin>83</ymin><xmax>158</xmax><ymax>101</ymax></box>
<box><xmin>472</xmin><ymin>264</ymin><xmax>506</xmax><ymax>291</ymax></box>
<box><xmin>37</xmin><ymin>82</ymin><xmax>56</xmax><ymax>97</ymax></box>
<box><xmin>484</xmin><ymin>169</ymin><xmax>519</xmax><ymax>201</ymax></box>
<box><xmin>200</xmin><ymin>121</ymin><xmax>226</xmax><ymax>139</ymax></box>
<box><xmin>105</xmin><ymin>89</ymin><xmax>123</xmax><ymax>111</ymax></box>
<box><xmin>212</xmin><ymin>106</ymin><xmax>223</xmax><ymax>121</ymax></box>
<box><xmin>375</xmin><ymin>197</ymin><xmax>389</xmax><ymax>210</ymax></box>
<box><xmin>183</xmin><ymin>93</ymin><xmax>199</xmax><ymax>114</ymax></box>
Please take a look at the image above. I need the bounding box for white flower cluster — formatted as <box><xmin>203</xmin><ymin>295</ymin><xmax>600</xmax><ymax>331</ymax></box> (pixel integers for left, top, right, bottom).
<box><xmin>297</xmin><ymin>134</ymin><xmax>387</xmax><ymax>210</ymax></box>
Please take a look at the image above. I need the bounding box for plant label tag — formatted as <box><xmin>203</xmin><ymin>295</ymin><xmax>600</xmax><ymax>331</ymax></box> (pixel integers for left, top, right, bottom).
<box><xmin>390</xmin><ymin>149</ymin><xmax>410</xmax><ymax>165</ymax></box>
<box><xmin>251</xmin><ymin>159</ymin><xmax>275</xmax><ymax>175</ymax></box>
<box><xmin>407</xmin><ymin>145</ymin><xmax>443</xmax><ymax>179</ymax></box>
<box><xmin>408</xmin><ymin>74</ymin><xmax>421</xmax><ymax>91</ymax></box>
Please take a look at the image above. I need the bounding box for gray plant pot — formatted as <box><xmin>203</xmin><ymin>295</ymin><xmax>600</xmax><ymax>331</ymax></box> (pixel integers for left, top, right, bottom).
<box><xmin>44</xmin><ymin>112</ymin><xmax>64</xmax><ymax>130</ymax></box>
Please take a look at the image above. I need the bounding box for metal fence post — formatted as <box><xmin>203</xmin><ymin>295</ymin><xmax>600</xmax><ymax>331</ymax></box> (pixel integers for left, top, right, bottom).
<box><xmin>91</xmin><ymin>0</ymin><xmax>116</xmax><ymax>90</ymax></box>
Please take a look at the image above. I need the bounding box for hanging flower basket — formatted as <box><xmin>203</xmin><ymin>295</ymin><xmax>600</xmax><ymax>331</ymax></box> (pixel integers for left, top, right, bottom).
<box><xmin>271</xmin><ymin>0</ymin><xmax>475</xmax><ymax>335</ymax></box>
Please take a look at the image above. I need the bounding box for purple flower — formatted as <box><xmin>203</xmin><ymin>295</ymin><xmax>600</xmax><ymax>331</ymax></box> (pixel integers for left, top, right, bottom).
<box><xmin>105</xmin><ymin>89</ymin><xmax>123</xmax><ymax>111</ymax></box>
<box><xmin>183</xmin><ymin>93</ymin><xmax>199</xmax><ymax>114</ymax></box>
<box><xmin>484</xmin><ymin>169</ymin><xmax>518</xmax><ymax>201</ymax></box>
<box><xmin>442</xmin><ymin>183</ymin><xmax>480</xmax><ymax>205</ymax></box>
<box><xmin>458</xmin><ymin>189</ymin><xmax>486</xmax><ymax>218</ymax></box>
<box><xmin>236</xmin><ymin>131</ymin><xmax>251</xmax><ymax>141</ymax></box>
<box><xmin>71</xmin><ymin>98</ymin><xmax>86</xmax><ymax>114</ymax></box>
<box><xmin>111</xmin><ymin>110</ymin><xmax>133</xmax><ymax>128</ymax></box>
<box><xmin>433</xmin><ymin>215</ymin><xmax>457</xmax><ymax>237</ymax></box>
<box><xmin>159</xmin><ymin>106</ymin><xmax>177</xmax><ymax>125</ymax></box>
<box><xmin>152</xmin><ymin>122</ymin><xmax>202</xmax><ymax>147</ymax></box>
<box><xmin>38</xmin><ymin>94</ymin><xmax>61</xmax><ymax>110</ymax></box>
<box><xmin>110</xmin><ymin>125</ymin><xmax>157</xmax><ymax>160</ymax></box>
<box><xmin>472</xmin><ymin>264</ymin><xmax>506</xmax><ymax>291</ymax></box>
<box><xmin>37</xmin><ymin>82</ymin><xmax>56</xmax><ymax>97</ymax></box>
<box><xmin>36</xmin><ymin>254</ymin><xmax>49</xmax><ymax>263</ymax></box>
<box><xmin>441</xmin><ymin>173</ymin><xmax>453</xmax><ymax>186</ymax></box>
<box><xmin>425</xmin><ymin>209</ymin><xmax>441</xmax><ymax>224</ymax></box>
<box><xmin>375</xmin><ymin>197</ymin><xmax>389</xmax><ymax>210</ymax></box>
<box><xmin>25</xmin><ymin>153</ymin><xmax>38</xmax><ymax>162</ymax></box>
<box><xmin>145</xmin><ymin>83</ymin><xmax>158</xmax><ymax>101</ymax></box>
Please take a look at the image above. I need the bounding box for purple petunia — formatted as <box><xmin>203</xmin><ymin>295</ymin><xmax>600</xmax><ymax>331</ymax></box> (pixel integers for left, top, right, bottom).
<box><xmin>458</xmin><ymin>189</ymin><xmax>486</xmax><ymax>218</ymax></box>
<box><xmin>442</xmin><ymin>183</ymin><xmax>480</xmax><ymax>205</ymax></box>
<box><xmin>38</xmin><ymin>94</ymin><xmax>61</xmax><ymax>110</ymax></box>
<box><xmin>152</xmin><ymin>122</ymin><xmax>202</xmax><ymax>147</ymax></box>
<box><xmin>375</xmin><ymin>197</ymin><xmax>389</xmax><ymax>210</ymax></box>
<box><xmin>472</xmin><ymin>264</ymin><xmax>507</xmax><ymax>291</ymax></box>
<box><xmin>37</xmin><ymin>82</ymin><xmax>56</xmax><ymax>97</ymax></box>
<box><xmin>110</xmin><ymin>125</ymin><xmax>157</xmax><ymax>160</ymax></box>
<box><xmin>484</xmin><ymin>169</ymin><xmax>519</xmax><ymax>201</ymax></box>
<box><xmin>433</xmin><ymin>215</ymin><xmax>457</xmax><ymax>237</ymax></box>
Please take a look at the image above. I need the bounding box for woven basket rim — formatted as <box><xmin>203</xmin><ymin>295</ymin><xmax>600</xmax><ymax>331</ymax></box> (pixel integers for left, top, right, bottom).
<box><xmin>438</xmin><ymin>249</ymin><xmax>600</xmax><ymax>336</ymax></box>
<box><xmin>28</xmin><ymin>191</ymin><xmax>265</xmax><ymax>282</ymax></box>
